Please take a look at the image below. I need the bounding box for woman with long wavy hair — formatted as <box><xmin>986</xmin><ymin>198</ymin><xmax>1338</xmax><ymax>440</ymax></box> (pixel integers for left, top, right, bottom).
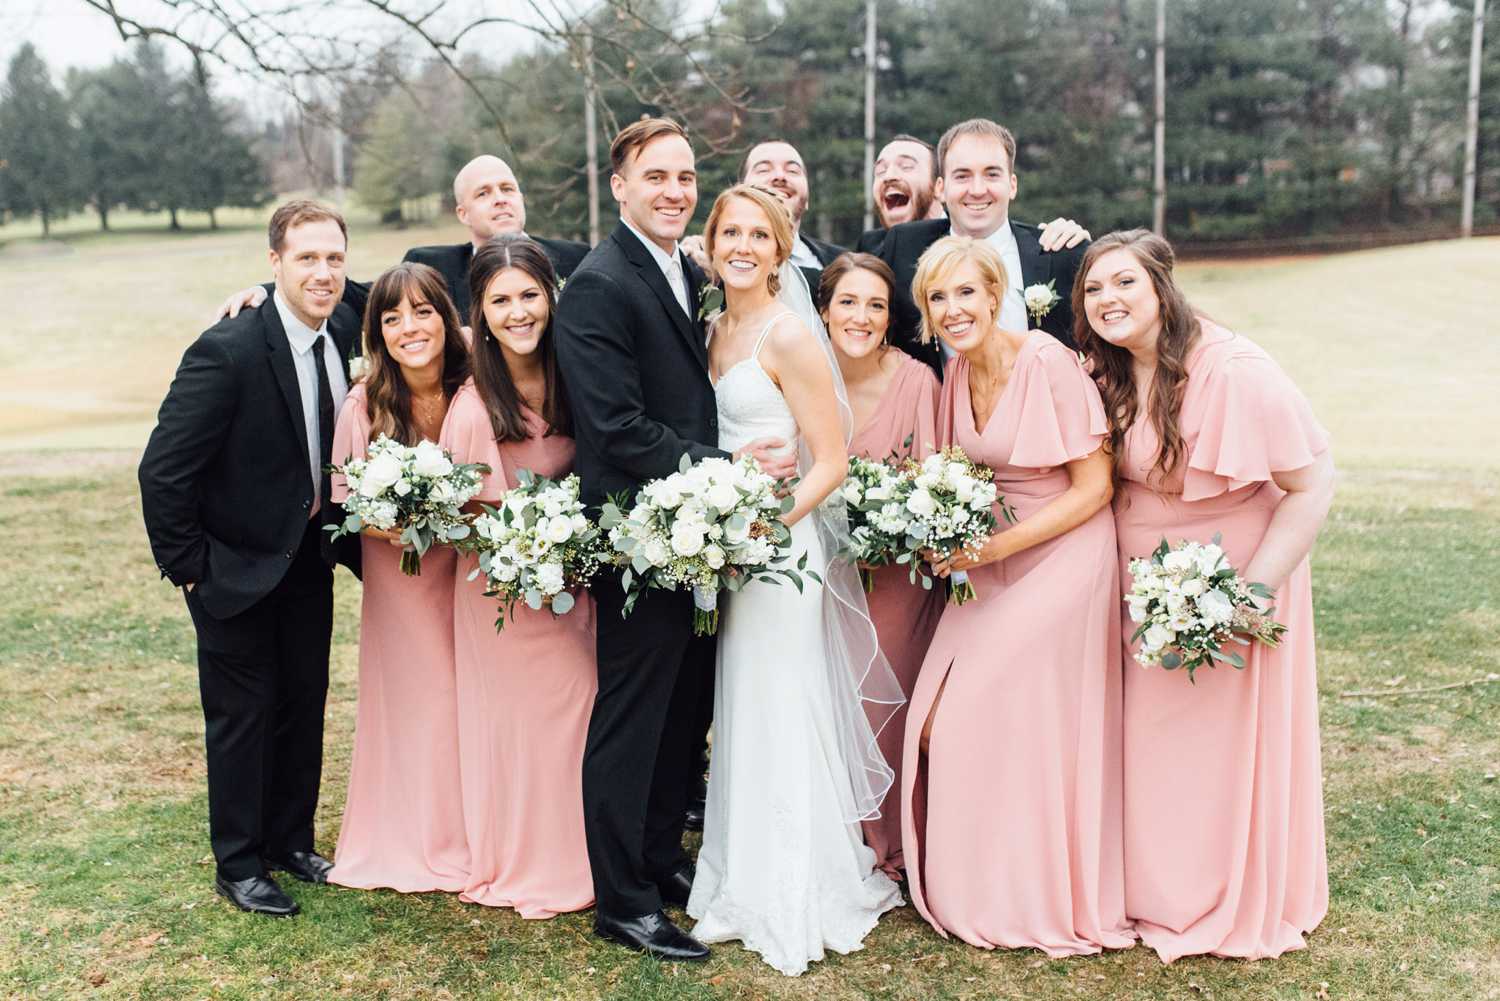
<box><xmin>1075</xmin><ymin>229</ymin><xmax>1334</xmax><ymax>962</ymax></box>
<box><xmin>445</xmin><ymin>234</ymin><xmax>596</xmax><ymax>917</ymax></box>
<box><xmin>328</xmin><ymin>262</ymin><xmax>472</xmax><ymax>893</ymax></box>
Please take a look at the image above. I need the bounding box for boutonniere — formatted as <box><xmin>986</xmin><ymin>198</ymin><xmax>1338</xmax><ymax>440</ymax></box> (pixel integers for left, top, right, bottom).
<box><xmin>555</xmin><ymin>276</ymin><xmax>567</xmax><ymax>297</ymax></box>
<box><xmin>1023</xmin><ymin>280</ymin><xmax>1061</xmax><ymax>325</ymax></box>
<box><xmin>347</xmin><ymin>346</ymin><xmax>370</xmax><ymax>382</ymax></box>
<box><xmin>697</xmin><ymin>282</ymin><xmax>724</xmax><ymax>323</ymax></box>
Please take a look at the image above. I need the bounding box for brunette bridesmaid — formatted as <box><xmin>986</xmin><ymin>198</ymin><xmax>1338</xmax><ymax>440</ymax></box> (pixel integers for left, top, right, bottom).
<box><xmin>818</xmin><ymin>253</ymin><xmax>942</xmax><ymax>878</ymax></box>
<box><xmin>1076</xmin><ymin>229</ymin><xmax>1333</xmax><ymax>962</ymax></box>
<box><xmin>900</xmin><ymin>236</ymin><xmax>1133</xmax><ymax>955</ymax></box>
<box><xmin>328</xmin><ymin>263</ymin><xmax>472</xmax><ymax>892</ymax></box>
<box><xmin>447</xmin><ymin>235</ymin><xmax>596</xmax><ymax>917</ymax></box>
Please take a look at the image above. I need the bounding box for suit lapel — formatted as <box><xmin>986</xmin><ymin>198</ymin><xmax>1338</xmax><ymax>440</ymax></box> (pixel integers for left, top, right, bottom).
<box><xmin>1013</xmin><ymin>221</ymin><xmax>1048</xmax><ymax>288</ymax></box>
<box><xmin>261</xmin><ymin>300</ymin><xmax>309</xmax><ymax>447</ymax></box>
<box><xmin>613</xmin><ymin>224</ymin><xmax>709</xmax><ymax>371</ymax></box>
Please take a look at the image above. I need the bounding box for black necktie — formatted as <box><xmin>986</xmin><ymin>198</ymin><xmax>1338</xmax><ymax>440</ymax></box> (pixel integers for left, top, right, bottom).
<box><xmin>312</xmin><ymin>334</ymin><xmax>335</xmax><ymax>519</ymax></box>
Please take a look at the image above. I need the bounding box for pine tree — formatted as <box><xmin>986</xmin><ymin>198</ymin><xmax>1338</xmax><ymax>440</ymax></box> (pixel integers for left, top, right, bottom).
<box><xmin>0</xmin><ymin>44</ymin><xmax>82</xmax><ymax>236</ymax></box>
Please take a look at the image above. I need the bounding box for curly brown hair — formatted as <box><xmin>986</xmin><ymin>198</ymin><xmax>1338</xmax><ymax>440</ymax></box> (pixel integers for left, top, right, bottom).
<box><xmin>360</xmin><ymin>262</ymin><xmax>471</xmax><ymax>444</ymax></box>
<box><xmin>1072</xmin><ymin>229</ymin><xmax>1202</xmax><ymax>486</ymax></box>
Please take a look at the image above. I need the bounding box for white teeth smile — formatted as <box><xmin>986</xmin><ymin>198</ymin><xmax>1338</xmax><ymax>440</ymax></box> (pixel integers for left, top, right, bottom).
<box><xmin>945</xmin><ymin>320</ymin><xmax>973</xmax><ymax>336</ymax></box>
<box><xmin>727</xmin><ymin>260</ymin><xmax>756</xmax><ymax>271</ymax></box>
<box><xmin>1101</xmin><ymin>310</ymin><xmax>1127</xmax><ymax>322</ymax></box>
<box><xmin>400</xmin><ymin>339</ymin><xmax>430</xmax><ymax>353</ymax></box>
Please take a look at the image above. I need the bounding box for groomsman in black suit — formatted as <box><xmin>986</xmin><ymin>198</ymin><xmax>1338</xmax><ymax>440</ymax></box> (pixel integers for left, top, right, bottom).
<box><xmin>219</xmin><ymin>155</ymin><xmax>589</xmax><ymax>322</ymax></box>
<box><xmin>876</xmin><ymin>118</ymin><xmax>1092</xmax><ymax>374</ymax></box>
<box><xmin>556</xmin><ymin>119</ymin><xmax>792</xmax><ymax>961</ymax></box>
<box><xmin>139</xmin><ymin>201</ymin><xmax>362</xmax><ymax>917</ymax></box>
<box><xmin>855</xmin><ymin>133</ymin><xmax>944</xmax><ymax>253</ymax></box>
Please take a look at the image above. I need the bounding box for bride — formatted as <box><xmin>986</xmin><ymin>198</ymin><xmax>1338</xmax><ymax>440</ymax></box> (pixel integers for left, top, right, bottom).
<box><xmin>687</xmin><ymin>184</ymin><xmax>905</xmax><ymax>976</ymax></box>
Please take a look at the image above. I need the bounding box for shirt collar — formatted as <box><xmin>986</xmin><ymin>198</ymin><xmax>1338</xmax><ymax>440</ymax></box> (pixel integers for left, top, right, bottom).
<box><xmin>273</xmin><ymin>289</ymin><xmax>329</xmax><ymax>355</ymax></box>
<box><xmin>621</xmin><ymin>216</ymin><xmax>681</xmax><ymax>276</ymax></box>
<box><xmin>982</xmin><ymin>217</ymin><xmax>1017</xmax><ymax>254</ymax></box>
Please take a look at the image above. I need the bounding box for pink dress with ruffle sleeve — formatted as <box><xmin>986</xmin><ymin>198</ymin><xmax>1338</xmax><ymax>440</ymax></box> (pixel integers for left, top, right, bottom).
<box><xmin>327</xmin><ymin>382</ymin><xmax>470</xmax><ymax>892</ymax></box>
<box><xmin>1116</xmin><ymin>325</ymin><xmax>1330</xmax><ymax>962</ymax></box>
<box><xmin>900</xmin><ymin>333</ymin><xmax>1134</xmax><ymax>955</ymax></box>
<box><xmin>849</xmin><ymin>353</ymin><xmax>943</xmax><ymax>876</ymax></box>
<box><xmin>446</xmin><ymin>381</ymin><xmax>597</xmax><ymax>917</ymax></box>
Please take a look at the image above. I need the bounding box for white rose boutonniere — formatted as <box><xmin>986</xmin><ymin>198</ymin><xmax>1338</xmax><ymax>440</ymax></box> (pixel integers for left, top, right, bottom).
<box><xmin>697</xmin><ymin>283</ymin><xmax>725</xmax><ymax>323</ymax></box>
<box><xmin>1023</xmin><ymin>279</ymin><xmax>1061</xmax><ymax>326</ymax></box>
<box><xmin>347</xmin><ymin>350</ymin><xmax>370</xmax><ymax>382</ymax></box>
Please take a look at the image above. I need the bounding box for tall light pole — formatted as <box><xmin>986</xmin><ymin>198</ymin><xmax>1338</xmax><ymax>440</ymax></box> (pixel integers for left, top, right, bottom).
<box><xmin>582</xmin><ymin>30</ymin><xmax>601</xmax><ymax>245</ymax></box>
<box><xmin>862</xmin><ymin>0</ymin><xmax>878</xmax><ymax>232</ymax></box>
<box><xmin>1152</xmin><ymin>0</ymin><xmax>1166</xmax><ymax>234</ymax></box>
<box><xmin>1461</xmin><ymin>0</ymin><xmax>1487</xmax><ymax>238</ymax></box>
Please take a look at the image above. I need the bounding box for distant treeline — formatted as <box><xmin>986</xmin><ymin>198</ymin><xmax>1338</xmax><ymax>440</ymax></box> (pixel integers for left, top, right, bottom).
<box><xmin>0</xmin><ymin>42</ymin><xmax>271</xmax><ymax>236</ymax></box>
<box><xmin>4</xmin><ymin>0</ymin><xmax>1497</xmax><ymax>247</ymax></box>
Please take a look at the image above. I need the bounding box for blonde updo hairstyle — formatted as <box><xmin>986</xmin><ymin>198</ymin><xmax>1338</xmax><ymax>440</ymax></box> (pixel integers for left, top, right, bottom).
<box><xmin>911</xmin><ymin>235</ymin><xmax>1009</xmax><ymax>345</ymax></box>
<box><xmin>703</xmin><ymin>183</ymin><xmax>795</xmax><ymax>298</ymax></box>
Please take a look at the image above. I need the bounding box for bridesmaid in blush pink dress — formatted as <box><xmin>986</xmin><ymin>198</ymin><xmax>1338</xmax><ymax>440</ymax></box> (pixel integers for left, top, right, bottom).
<box><xmin>447</xmin><ymin>236</ymin><xmax>596</xmax><ymax>917</ymax></box>
<box><xmin>329</xmin><ymin>263</ymin><xmax>472</xmax><ymax>892</ymax></box>
<box><xmin>1075</xmin><ymin>230</ymin><xmax>1334</xmax><ymax>962</ymax></box>
<box><xmin>899</xmin><ymin>236</ymin><xmax>1133</xmax><ymax>956</ymax></box>
<box><xmin>818</xmin><ymin>253</ymin><xmax>942</xmax><ymax>877</ymax></box>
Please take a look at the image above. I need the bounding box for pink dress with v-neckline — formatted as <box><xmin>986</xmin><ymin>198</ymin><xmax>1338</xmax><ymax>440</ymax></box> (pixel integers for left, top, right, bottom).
<box><xmin>900</xmin><ymin>333</ymin><xmax>1134</xmax><ymax>955</ymax></box>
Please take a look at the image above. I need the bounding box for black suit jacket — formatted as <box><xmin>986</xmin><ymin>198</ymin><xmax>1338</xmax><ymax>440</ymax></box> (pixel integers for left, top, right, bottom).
<box><xmin>139</xmin><ymin>298</ymin><xmax>362</xmax><ymax>620</ymax></box>
<box><xmin>879</xmin><ymin>218</ymin><xmax>1088</xmax><ymax>376</ymax></box>
<box><xmin>854</xmin><ymin>227</ymin><xmax>887</xmax><ymax>254</ymax></box>
<box><xmin>554</xmin><ymin>222</ymin><xmax>728</xmax><ymax>510</ymax></box>
<box><xmin>795</xmin><ymin>233</ymin><xmax>847</xmax><ymax>295</ymax></box>
<box><xmin>401</xmin><ymin>236</ymin><xmax>591</xmax><ymax>321</ymax></box>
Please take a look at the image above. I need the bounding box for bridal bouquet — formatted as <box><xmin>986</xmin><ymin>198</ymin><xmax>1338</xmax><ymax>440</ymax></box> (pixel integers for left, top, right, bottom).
<box><xmin>601</xmin><ymin>454</ymin><xmax>811</xmax><ymax>636</ymax></box>
<box><xmin>326</xmin><ymin>435</ymin><xmax>488</xmax><ymax>575</ymax></box>
<box><xmin>898</xmin><ymin>447</ymin><xmax>1010</xmax><ymax>605</ymax></box>
<box><xmin>841</xmin><ymin>456</ymin><xmax>914</xmax><ymax>592</ymax></box>
<box><xmin>1126</xmin><ymin>535</ymin><xmax>1287</xmax><ymax>683</ymax></box>
<box><xmin>464</xmin><ymin>471</ymin><xmax>609</xmax><ymax>631</ymax></box>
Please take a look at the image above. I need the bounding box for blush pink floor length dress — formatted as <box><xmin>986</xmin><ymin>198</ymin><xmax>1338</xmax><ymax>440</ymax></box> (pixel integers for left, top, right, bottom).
<box><xmin>327</xmin><ymin>382</ymin><xmax>470</xmax><ymax>892</ymax></box>
<box><xmin>849</xmin><ymin>353</ymin><xmax>944</xmax><ymax>877</ymax></box>
<box><xmin>446</xmin><ymin>381</ymin><xmax>596</xmax><ymax>917</ymax></box>
<box><xmin>1115</xmin><ymin>325</ymin><xmax>1329</xmax><ymax>962</ymax></box>
<box><xmin>900</xmin><ymin>333</ymin><xmax>1134</xmax><ymax>955</ymax></box>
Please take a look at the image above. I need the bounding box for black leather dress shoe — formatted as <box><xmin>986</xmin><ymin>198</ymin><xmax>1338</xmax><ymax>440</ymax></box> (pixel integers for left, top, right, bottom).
<box><xmin>656</xmin><ymin>863</ymin><xmax>695</xmax><ymax>908</ymax></box>
<box><xmin>265</xmin><ymin>851</ymin><xmax>334</xmax><ymax>884</ymax></box>
<box><xmin>215</xmin><ymin>874</ymin><xmax>299</xmax><ymax>916</ymax></box>
<box><xmin>595</xmin><ymin>909</ymin><xmax>709</xmax><ymax>961</ymax></box>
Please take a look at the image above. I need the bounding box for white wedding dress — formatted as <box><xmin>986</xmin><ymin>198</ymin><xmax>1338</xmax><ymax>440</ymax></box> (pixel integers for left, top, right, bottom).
<box><xmin>687</xmin><ymin>313</ymin><xmax>902</xmax><ymax>977</ymax></box>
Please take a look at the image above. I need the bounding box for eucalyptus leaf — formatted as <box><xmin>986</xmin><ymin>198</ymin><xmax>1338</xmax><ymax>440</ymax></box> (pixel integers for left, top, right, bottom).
<box><xmin>551</xmin><ymin>590</ymin><xmax>575</xmax><ymax>615</ymax></box>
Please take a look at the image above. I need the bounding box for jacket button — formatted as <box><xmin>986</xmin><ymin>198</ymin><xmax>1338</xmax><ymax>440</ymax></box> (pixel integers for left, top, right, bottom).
<box><xmin>285</xmin><ymin>550</ymin><xmax>295</xmax><ymax>559</ymax></box>
<box><xmin>302</xmin><ymin>498</ymin><xmax>311</xmax><ymax>510</ymax></box>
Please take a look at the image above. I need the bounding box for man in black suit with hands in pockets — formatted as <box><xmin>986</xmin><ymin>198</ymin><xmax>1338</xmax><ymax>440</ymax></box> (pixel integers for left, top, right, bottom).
<box><xmin>139</xmin><ymin>200</ymin><xmax>362</xmax><ymax>917</ymax></box>
<box><xmin>555</xmin><ymin>119</ymin><xmax>794</xmax><ymax>961</ymax></box>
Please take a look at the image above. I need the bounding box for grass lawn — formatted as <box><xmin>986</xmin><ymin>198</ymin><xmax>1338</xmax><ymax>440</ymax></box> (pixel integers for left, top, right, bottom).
<box><xmin>1</xmin><ymin>227</ymin><xmax>1497</xmax><ymax>1000</ymax></box>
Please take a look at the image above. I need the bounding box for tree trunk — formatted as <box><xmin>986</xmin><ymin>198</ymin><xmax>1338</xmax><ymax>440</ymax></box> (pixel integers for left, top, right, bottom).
<box><xmin>209</xmin><ymin>207</ymin><xmax>219</xmax><ymax>230</ymax></box>
<box><xmin>98</xmin><ymin>202</ymin><xmax>111</xmax><ymax>231</ymax></box>
<box><xmin>169</xmin><ymin>206</ymin><xmax>181</xmax><ymax>231</ymax></box>
<box><xmin>40</xmin><ymin>207</ymin><xmax>51</xmax><ymax>238</ymax></box>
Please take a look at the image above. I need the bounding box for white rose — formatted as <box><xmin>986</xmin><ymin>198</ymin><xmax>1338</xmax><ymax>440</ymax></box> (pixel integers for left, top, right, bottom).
<box><xmin>534</xmin><ymin>562</ymin><xmax>565</xmax><ymax>594</ymax></box>
<box><xmin>393</xmin><ymin>478</ymin><xmax>412</xmax><ymax>497</ymax></box>
<box><xmin>1142</xmin><ymin>623</ymin><xmax>1174</xmax><ymax>653</ymax></box>
<box><xmin>358</xmin><ymin>451</ymin><xmax>404</xmax><ymax>497</ymax></box>
<box><xmin>1162</xmin><ymin>549</ymin><xmax>1196</xmax><ymax>574</ymax></box>
<box><xmin>865</xmin><ymin>484</ymin><xmax>892</xmax><ymax>502</ymax></box>
<box><xmin>642</xmin><ymin>537</ymin><xmax>671</xmax><ymax>567</ymax></box>
<box><xmin>544</xmin><ymin>517</ymin><xmax>574</xmax><ymax>544</ymax></box>
<box><xmin>905</xmin><ymin>489</ymin><xmax>938</xmax><ymax>517</ymax></box>
<box><xmin>1126</xmin><ymin>595</ymin><xmax>1150</xmax><ymax>623</ymax></box>
<box><xmin>369</xmin><ymin>500</ymin><xmax>399</xmax><ymax>527</ymax></box>
<box><xmin>702</xmin><ymin>544</ymin><xmax>726</xmax><ymax>570</ymax></box>
<box><xmin>722</xmin><ymin>518</ymin><xmax>751</xmax><ymax>545</ymax></box>
<box><xmin>953</xmin><ymin>477</ymin><xmax>974</xmax><ymax>503</ymax></box>
<box><xmin>1024</xmin><ymin>283</ymin><xmax>1057</xmax><ymax>313</ymax></box>
<box><xmin>841</xmin><ymin>481</ymin><xmax>863</xmax><ymax>505</ymax></box>
<box><xmin>914</xmin><ymin>471</ymin><xmax>940</xmax><ymax>491</ymax></box>
<box><xmin>947</xmin><ymin>461</ymin><xmax>969</xmax><ymax>483</ymax></box>
<box><xmin>430</xmin><ymin>479</ymin><xmax>456</xmax><ymax>504</ymax></box>
<box><xmin>1196</xmin><ymin>588</ymin><xmax>1236</xmax><ymax>624</ymax></box>
<box><xmin>1180</xmin><ymin>576</ymin><xmax>1206</xmax><ymax>597</ymax></box>
<box><xmin>706</xmin><ymin>482</ymin><xmax>739</xmax><ymax>512</ymax></box>
<box><xmin>1196</xmin><ymin>543</ymin><xmax>1226</xmax><ymax>576</ymax></box>
<box><xmin>570</xmin><ymin>514</ymin><xmax>589</xmax><ymax>535</ymax></box>
<box><xmin>670</xmin><ymin>524</ymin><xmax>705</xmax><ymax>557</ymax></box>
<box><xmin>411</xmin><ymin>439</ymin><xmax>453</xmax><ymax>478</ymax></box>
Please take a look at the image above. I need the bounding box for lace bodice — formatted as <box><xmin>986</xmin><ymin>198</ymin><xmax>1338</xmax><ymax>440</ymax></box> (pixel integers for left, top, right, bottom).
<box><xmin>713</xmin><ymin>313</ymin><xmax>799</xmax><ymax>459</ymax></box>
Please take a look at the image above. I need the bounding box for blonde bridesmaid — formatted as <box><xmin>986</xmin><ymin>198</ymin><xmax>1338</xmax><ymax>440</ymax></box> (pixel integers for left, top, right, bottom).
<box><xmin>447</xmin><ymin>235</ymin><xmax>596</xmax><ymax>917</ymax></box>
<box><xmin>329</xmin><ymin>263</ymin><xmax>472</xmax><ymax>892</ymax></box>
<box><xmin>818</xmin><ymin>253</ymin><xmax>942</xmax><ymax>877</ymax></box>
<box><xmin>1076</xmin><ymin>229</ymin><xmax>1333</xmax><ymax>962</ymax></box>
<box><xmin>900</xmin><ymin>236</ymin><xmax>1133</xmax><ymax>955</ymax></box>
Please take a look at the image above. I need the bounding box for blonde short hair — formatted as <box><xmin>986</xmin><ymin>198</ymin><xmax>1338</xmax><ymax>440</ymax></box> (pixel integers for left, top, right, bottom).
<box><xmin>703</xmin><ymin>184</ymin><xmax>795</xmax><ymax>298</ymax></box>
<box><xmin>911</xmin><ymin>235</ymin><xmax>1009</xmax><ymax>344</ymax></box>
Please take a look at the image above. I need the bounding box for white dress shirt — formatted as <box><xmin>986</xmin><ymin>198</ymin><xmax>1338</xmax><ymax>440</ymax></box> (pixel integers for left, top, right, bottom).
<box><xmin>273</xmin><ymin>290</ymin><xmax>349</xmax><ymax>514</ymax></box>
<box><xmin>622</xmin><ymin>217</ymin><xmax>690</xmax><ymax>317</ymax></box>
<box><xmin>788</xmin><ymin>233</ymin><xmax>822</xmax><ymax>271</ymax></box>
<box><xmin>939</xmin><ymin>219</ymin><xmax>1030</xmax><ymax>362</ymax></box>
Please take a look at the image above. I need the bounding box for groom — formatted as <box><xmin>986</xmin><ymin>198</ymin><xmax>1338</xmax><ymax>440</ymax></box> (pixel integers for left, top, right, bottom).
<box><xmin>556</xmin><ymin>119</ymin><xmax>792</xmax><ymax>960</ymax></box>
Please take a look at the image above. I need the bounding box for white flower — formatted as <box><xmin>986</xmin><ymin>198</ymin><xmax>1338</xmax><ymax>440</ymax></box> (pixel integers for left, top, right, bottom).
<box><xmin>347</xmin><ymin>355</ymin><xmax>371</xmax><ymax>381</ymax></box>
<box><xmin>544</xmin><ymin>517</ymin><xmax>574</xmax><ymax>544</ymax></box>
<box><xmin>906</xmin><ymin>489</ymin><xmax>938</xmax><ymax>517</ymax></box>
<box><xmin>1197</xmin><ymin>588</ymin><xmax>1236</xmax><ymax>624</ymax></box>
<box><xmin>642</xmin><ymin>537</ymin><xmax>671</xmax><ymax>567</ymax></box>
<box><xmin>841</xmin><ymin>481</ymin><xmax>864</xmax><ymax>505</ymax></box>
<box><xmin>1126</xmin><ymin>595</ymin><xmax>1150</xmax><ymax>622</ymax></box>
<box><xmin>1023</xmin><ymin>281</ymin><xmax>1060</xmax><ymax>320</ymax></box>
<box><xmin>671</xmin><ymin>524</ymin><xmax>705</xmax><ymax>557</ymax></box>
<box><xmin>702</xmin><ymin>544</ymin><xmax>726</xmax><ymax>570</ymax></box>
<box><xmin>1195</xmin><ymin>543</ymin><xmax>1226</xmax><ymax>576</ymax></box>
<box><xmin>431</xmin><ymin>479</ymin><xmax>456</xmax><ymax>504</ymax></box>
<box><xmin>570</xmin><ymin>514</ymin><xmax>589</xmax><ymax>536</ymax></box>
<box><xmin>722</xmin><ymin>518</ymin><xmax>751</xmax><ymax>545</ymax></box>
<box><xmin>411</xmin><ymin>439</ymin><xmax>453</xmax><ymax>478</ymax></box>
<box><xmin>369</xmin><ymin>500</ymin><xmax>399</xmax><ymax>527</ymax></box>
<box><xmin>534</xmin><ymin>562</ymin><xmax>565</xmax><ymax>595</ymax></box>
<box><xmin>1162</xmin><ymin>549</ymin><xmax>1196</xmax><ymax>574</ymax></box>
<box><xmin>1180</xmin><ymin>576</ymin><xmax>1206</xmax><ymax>597</ymax></box>
<box><xmin>359</xmin><ymin>450</ymin><xmax>404</xmax><ymax>497</ymax></box>
<box><xmin>1142</xmin><ymin>623</ymin><xmax>1174</xmax><ymax>653</ymax></box>
<box><xmin>706</xmin><ymin>482</ymin><xmax>739</xmax><ymax>512</ymax></box>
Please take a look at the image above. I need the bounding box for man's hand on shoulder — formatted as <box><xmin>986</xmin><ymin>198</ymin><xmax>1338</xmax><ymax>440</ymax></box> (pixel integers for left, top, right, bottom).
<box><xmin>1037</xmin><ymin>218</ymin><xmax>1091</xmax><ymax>252</ymax></box>
<box><xmin>215</xmin><ymin>285</ymin><xmax>268</xmax><ymax>322</ymax></box>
